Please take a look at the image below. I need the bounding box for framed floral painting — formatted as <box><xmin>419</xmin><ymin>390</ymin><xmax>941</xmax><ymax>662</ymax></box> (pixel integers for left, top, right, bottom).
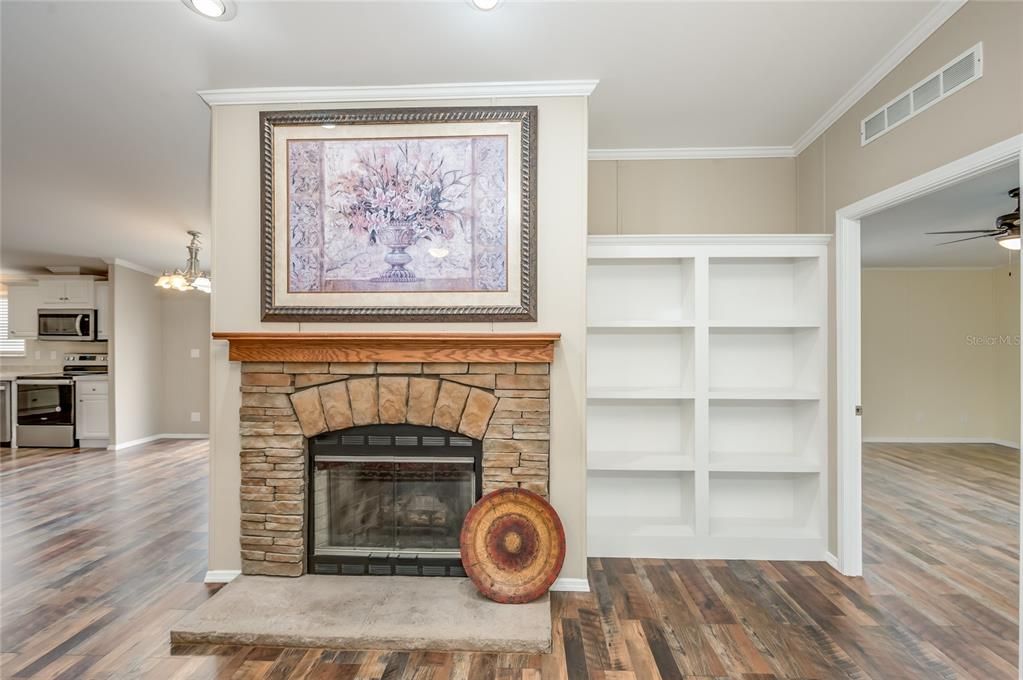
<box><xmin>259</xmin><ymin>106</ymin><xmax>537</xmax><ymax>322</ymax></box>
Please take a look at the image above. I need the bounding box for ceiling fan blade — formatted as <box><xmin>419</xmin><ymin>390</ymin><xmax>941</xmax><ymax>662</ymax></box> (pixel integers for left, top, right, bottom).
<box><xmin>937</xmin><ymin>233</ymin><xmax>1000</xmax><ymax>245</ymax></box>
<box><xmin>926</xmin><ymin>229</ymin><xmax>1000</xmax><ymax>234</ymax></box>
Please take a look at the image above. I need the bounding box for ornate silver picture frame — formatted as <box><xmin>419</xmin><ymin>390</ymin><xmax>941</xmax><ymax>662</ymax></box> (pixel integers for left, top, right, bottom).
<box><xmin>259</xmin><ymin>106</ymin><xmax>538</xmax><ymax>322</ymax></box>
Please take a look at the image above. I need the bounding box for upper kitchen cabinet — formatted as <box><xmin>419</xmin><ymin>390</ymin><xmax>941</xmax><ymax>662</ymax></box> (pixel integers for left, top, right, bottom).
<box><xmin>37</xmin><ymin>276</ymin><xmax>96</xmax><ymax>308</ymax></box>
<box><xmin>94</xmin><ymin>281</ymin><xmax>110</xmax><ymax>341</ymax></box>
<box><xmin>6</xmin><ymin>284</ymin><xmax>40</xmax><ymax>339</ymax></box>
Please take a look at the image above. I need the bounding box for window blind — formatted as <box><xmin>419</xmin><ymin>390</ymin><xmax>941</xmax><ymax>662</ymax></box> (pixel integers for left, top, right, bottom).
<box><xmin>0</xmin><ymin>297</ymin><xmax>27</xmax><ymax>355</ymax></box>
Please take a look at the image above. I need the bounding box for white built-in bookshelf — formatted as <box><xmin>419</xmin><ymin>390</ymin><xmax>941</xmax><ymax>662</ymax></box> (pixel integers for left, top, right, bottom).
<box><xmin>586</xmin><ymin>235</ymin><xmax>830</xmax><ymax>561</ymax></box>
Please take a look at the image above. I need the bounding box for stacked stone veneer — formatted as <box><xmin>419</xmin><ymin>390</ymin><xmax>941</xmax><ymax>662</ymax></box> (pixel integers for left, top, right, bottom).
<box><xmin>237</xmin><ymin>360</ymin><xmax>551</xmax><ymax>576</ymax></box>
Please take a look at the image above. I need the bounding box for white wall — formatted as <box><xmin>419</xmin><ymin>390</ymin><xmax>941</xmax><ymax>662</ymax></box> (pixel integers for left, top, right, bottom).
<box><xmin>111</xmin><ymin>264</ymin><xmax>164</xmax><ymax>444</ymax></box>
<box><xmin>862</xmin><ymin>266</ymin><xmax>1018</xmax><ymax>446</ymax></box>
<box><xmin>208</xmin><ymin>96</ymin><xmax>590</xmax><ymax>580</ymax></box>
<box><xmin>111</xmin><ymin>264</ymin><xmax>211</xmax><ymax>444</ymax></box>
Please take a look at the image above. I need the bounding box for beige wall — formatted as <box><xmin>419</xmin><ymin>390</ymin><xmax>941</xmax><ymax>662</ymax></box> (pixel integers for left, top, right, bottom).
<box><xmin>794</xmin><ymin>0</ymin><xmax>1023</xmax><ymax>552</ymax></box>
<box><xmin>993</xmin><ymin>263</ymin><xmax>1021</xmax><ymax>445</ymax></box>
<box><xmin>110</xmin><ymin>265</ymin><xmax>211</xmax><ymax>444</ymax></box>
<box><xmin>862</xmin><ymin>267</ymin><xmax>1018</xmax><ymax>445</ymax></box>
<box><xmin>161</xmin><ymin>293</ymin><xmax>210</xmax><ymax>435</ymax></box>
<box><xmin>589</xmin><ymin>158</ymin><xmax>797</xmax><ymax>234</ymax></box>
<box><xmin>111</xmin><ymin>264</ymin><xmax>164</xmax><ymax>444</ymax></box>
<box><xmin>208</xmin><ymin>96</ymin><xmax>590</xmax><ymax>579</ymax></box>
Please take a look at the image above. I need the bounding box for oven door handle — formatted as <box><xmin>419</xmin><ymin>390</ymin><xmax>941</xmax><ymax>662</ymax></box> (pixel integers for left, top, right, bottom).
<box><xmin>16</xmin><ymin>379</ymin><xmax>74</xmax><ymax>386</ymax></box>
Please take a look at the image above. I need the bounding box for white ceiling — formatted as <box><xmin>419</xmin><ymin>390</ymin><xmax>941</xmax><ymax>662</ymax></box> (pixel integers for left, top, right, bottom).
<box><xmin>1</xmin><ymin>0</ymin><xmax>944</xmax><ymax>274</ymax></box>
<box><xmin>862</xmin><ymin>163</ymin><xmax>1021</xmax><ymax>268</ymax></box>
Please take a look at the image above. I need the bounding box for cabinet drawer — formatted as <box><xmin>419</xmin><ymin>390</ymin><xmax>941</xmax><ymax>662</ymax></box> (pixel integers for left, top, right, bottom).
<box><xmin>77</xmin><ymin>381</ymin><xmax>108</xmax><ymax>395</ymax></box>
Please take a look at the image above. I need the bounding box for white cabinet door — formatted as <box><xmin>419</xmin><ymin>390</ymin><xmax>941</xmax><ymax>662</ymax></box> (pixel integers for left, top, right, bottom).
<box><xmin>7</xmin><ymin>284</ymin><xmax>40</xmax><ymax>339</ymax></box>
<box><xmin>77</xmin><ymin>394</ymin><xmax>109</xmax><ymax>440</ymax></box>
<box><xmin>38</xmin><ymin>278</ymin><xmax>95</xmax><ymax>308</ymax></box>
<box><xmin>62</xmin><ymin>279</ymin><xmax>95</xmax><ymax>307</ymax></box>
<box><xmin>38</xmin><ymin>279</ymin><xmax>68</xmax><ymax>306</ymax></box>
<box><xmin>94</xmin><ymin>282</ymin><xmax>110</xmax><ymax>340</ymax></box>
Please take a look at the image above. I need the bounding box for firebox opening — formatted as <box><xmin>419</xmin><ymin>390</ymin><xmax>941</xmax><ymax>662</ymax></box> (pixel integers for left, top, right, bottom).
<box><xmin>308</xmin><ymin>424</ymin><xmax>483</xmax><ymax>577</ymax></box>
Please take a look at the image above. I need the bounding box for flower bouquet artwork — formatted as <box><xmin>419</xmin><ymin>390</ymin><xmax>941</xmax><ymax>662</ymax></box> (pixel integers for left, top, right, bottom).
<box><xmin>261</xmin><ymin>106</ymin><xmax>537</xmax><ymax>322</ymax></box>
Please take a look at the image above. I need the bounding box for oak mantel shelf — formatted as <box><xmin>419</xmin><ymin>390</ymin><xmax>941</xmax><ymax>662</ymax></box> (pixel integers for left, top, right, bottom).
<box><xmin>211</xmin><ymin>332</ymin><xmax>561</xmax><ymax>364</ymax></box>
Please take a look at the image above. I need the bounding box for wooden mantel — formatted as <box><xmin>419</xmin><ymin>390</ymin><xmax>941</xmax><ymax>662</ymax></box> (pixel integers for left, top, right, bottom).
<box><xmin>211</xmin><ymin>332</ymin><xmax>560</xmax><ymax>364</ymax></box>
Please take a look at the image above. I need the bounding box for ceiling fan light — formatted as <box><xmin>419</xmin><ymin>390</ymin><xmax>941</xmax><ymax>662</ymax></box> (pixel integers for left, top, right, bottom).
<box><xmin>996</xmin><ymin>233</ymin><xmax>1021</xmax><ymax>251</ymax></box>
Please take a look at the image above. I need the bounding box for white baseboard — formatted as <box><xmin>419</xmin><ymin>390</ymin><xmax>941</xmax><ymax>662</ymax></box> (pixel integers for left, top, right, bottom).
<box><xmin>550</xmin><ymin>577</ymin><xmax>590</xmax><ymax>593</ymax></box>
<box><xmin>109</xmin><ymin>433</ymin><xmax>210</xmax><ymax>450</ymax></box>
<box><xmin>203</xmin><ymin>569</ymin><xmax>590</xmax><ymax>593</ymax></box>
<box><xmin>204</xmin><ymin>569</ymin><xmax>241</xmax><ymax>584</ymax></box>
<box><xmin>824</xmin><ymin>552</ymin><xmax>839</xmax><ymax>570</ymax></box>
<box><xmin>863</xmin><ymin>436</ymin><xmax>1020</xmax><ymax>450</ymax></box>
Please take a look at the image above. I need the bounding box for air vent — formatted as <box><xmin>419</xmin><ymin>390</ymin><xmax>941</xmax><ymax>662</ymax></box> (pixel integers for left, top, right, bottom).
<box><xmin>862</xmin><ymin>43</ymin><xmax>982</xmax><ymax>145</ymax></box>
<box><xmin>395</xmin><ymin>436</ymin><xmax>418</xmax><ymax>446</ymax></box>
<box><xmin>912</xmin><ymin>76</ymin><xmax>941</xmax><ymax>110</ymax></box>
<box><xmin>422</xmin><ymin>436</ymin><xmax>446</xmax><ymax>446</ymax></box>
<box><xmin>942</xmin><ymin>52</ymin><xmax>976</xmax><ymax>93</ymax></box>
<box><xmin>341</xmin><ymin>435</ymin><xmax>365</xmax><ymax>446</ymax></box>
<box><xmin>449</xmin><ymin>436</ymin><xmax>473</xmax><ymax>447</ymax></box>
<box><xmin>885</xmin><ymin>94</ymin><xmax>911</xmax><ymax>127</ymax></box>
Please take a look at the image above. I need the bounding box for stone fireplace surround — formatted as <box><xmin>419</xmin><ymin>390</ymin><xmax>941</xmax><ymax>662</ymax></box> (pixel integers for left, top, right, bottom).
<box><xmin>215</xmin><ymin>333</ymin><xmax>560</xmax><ymax>578</ymax></box>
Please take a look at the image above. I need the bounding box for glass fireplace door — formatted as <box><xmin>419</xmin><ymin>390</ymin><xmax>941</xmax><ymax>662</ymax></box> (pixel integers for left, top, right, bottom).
<box><xmin>313</xmin><ymin>456</ymin><xmax>476</xmax><ymax>555</ymax></box>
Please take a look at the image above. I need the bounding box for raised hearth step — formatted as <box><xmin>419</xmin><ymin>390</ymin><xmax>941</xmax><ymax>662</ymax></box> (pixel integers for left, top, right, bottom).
<box><xmin>170</xmin><ymin>574</ymin><xmax>551</xmax><ymax>653</ymax></box>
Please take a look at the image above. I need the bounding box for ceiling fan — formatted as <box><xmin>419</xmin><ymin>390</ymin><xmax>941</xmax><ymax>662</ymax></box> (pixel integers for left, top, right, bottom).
<box><xmin>927</xmin><ymin>187</ymin><xmax>1021</xmax><ymax>250</ymax></box>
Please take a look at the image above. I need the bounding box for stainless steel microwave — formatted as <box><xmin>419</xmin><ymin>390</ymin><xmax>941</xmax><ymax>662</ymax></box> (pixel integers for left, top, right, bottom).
<box><xmin>38</xmin><ymin>309</ymin><xmax>96</xmax><ymax>341</ymax></box>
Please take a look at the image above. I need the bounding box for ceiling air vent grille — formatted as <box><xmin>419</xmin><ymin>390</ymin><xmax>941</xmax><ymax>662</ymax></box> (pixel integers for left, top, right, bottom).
<box><xmin>861</xmin><ymin>43</ymin><xmax>982</xmax><ymax>146</ymax></box>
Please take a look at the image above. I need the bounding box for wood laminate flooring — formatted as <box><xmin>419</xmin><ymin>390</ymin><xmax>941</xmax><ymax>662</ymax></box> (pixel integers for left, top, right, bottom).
<box><xmin>0</xmin><ymin>440</ymin><xmax>1017</xmax><ymax>679</ymax></box>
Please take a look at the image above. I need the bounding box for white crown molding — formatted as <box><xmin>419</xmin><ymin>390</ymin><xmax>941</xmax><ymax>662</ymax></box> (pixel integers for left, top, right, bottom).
<box><xmin>792</xmin><ymin>0</ymin><xmax>967</xmax><ymax>154</ymax></box>
<box><xmin>105</xmin><ymin>257</ymin><xmax>161</xmax><ymax>278</ymax></box>
<box><xmin>588</xmin><ymin>146</ymin><xmax>795</xmax><ymax>161</ymax></box>
<box><xmin>197</xmin><ymin>80</ymin><xmax>599</xmax><ymax>107</ymax></box>
<box><xmin>588</xmin><ymin>234</ymin><xmax>832</xmax><ymax>248</ymax></box>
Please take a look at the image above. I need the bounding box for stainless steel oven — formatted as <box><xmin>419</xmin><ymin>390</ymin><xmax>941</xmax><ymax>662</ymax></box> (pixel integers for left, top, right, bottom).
<box><xmin>16</xmin><ymin>377</ymin><xmax>75</xmax><ymax>447</ymax></box>
<box><xmin>37</xmin><ymin>309</ymin><xmax>96</xmax><ymax>341</ymax></box>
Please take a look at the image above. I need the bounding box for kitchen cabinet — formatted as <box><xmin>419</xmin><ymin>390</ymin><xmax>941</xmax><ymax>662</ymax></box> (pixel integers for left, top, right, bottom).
<box><xmin>94</xmin><ymin>281</ymin><xmax>110</xmax><ymax>341</ymax></box>
<box><xmin>38</xmin><ymin>277</ymin><xmax>95</xmax><ymax>308</ymax></box>
<box><xmin>6</xmin><ymin>284</ymin><xmax>40</xmax><ymax>339</ymax></box>
<box><xmin>75</xmin><ymin>377</ymin><xmax>109</xmax><ymax>447</ymax></box>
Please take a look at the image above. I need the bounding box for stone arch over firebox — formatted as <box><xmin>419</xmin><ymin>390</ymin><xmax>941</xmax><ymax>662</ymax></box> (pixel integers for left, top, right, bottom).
<box><xmin>290</xmin><ymin>376</ymin><xmax>498</xmax><ymax>441</ymax></box>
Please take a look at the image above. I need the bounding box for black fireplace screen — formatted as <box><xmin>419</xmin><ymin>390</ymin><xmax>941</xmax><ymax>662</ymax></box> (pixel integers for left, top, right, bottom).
<box><xmin>308</xmin><ymin>425</ymin><xmax>482</xmax><ymax>576</ymax></box>
<box><xmin>314</xmin><ymin>458</ymin><xmax>475</xmax><ymax>552</ymax></box>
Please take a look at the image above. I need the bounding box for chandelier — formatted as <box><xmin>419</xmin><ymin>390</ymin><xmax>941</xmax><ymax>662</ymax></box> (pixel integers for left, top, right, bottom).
<box><xmin>154</xmin><ymin>230</ymin><xmax>211</xmax><ymax>293</ymax></box>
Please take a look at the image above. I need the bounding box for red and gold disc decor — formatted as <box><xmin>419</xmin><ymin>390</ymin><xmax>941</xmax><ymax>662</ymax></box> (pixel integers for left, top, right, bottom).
<box><xmin>460</xmin><ymin>488</ymin><xmax>566</xmax><ymax>604</ymax></box>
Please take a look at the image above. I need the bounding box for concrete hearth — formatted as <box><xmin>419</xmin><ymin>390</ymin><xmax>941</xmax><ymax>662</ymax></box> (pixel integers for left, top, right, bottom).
<box><xmin>171</xmin><ymin>575</ymin><xmax>552</xmax><ymax>653</ymax></box>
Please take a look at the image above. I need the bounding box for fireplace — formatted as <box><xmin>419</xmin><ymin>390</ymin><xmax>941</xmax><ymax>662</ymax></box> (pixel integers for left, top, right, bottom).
<box><xmin>215</xmin><ymin>331</ymin><xmax>558</xmax><ymax>578</ymax></box>
<box><xmin>308</xmin><ymin>425</ymin><xmax>482</xmax><ymax>577</ymax></box>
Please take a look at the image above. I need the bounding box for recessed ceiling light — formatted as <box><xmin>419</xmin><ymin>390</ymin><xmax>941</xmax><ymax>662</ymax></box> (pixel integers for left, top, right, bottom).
<box><xmin>469</xmin><ymin>0</ymin><xmax>501</xmax><ymax>10</ymax></box>
<box><xmin>181</xmin><ymin>0</ymin><xmax>236</xmax><ymax>21</ymax></box>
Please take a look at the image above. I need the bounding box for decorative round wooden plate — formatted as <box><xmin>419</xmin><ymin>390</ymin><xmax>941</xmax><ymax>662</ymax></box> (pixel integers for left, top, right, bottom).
<box><xmin>460</xmin><ymin>488</ymin><xmax>566</xmax><ymax>604</ymax></box>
